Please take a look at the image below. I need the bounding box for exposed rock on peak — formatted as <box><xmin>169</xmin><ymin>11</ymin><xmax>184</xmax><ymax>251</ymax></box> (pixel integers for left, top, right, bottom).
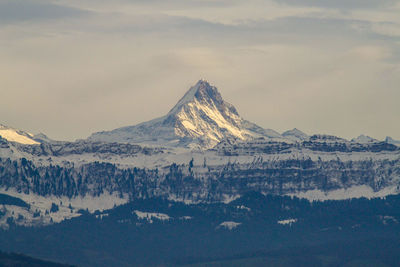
<box><xmin>88</xmin><ymin>80</ymin><xmax>281</xmax><ymax>149</ymax></box>
<box><xmin>168</xmin><ymin>80</ymin><xmax>228</xmax><ymax>114</ymax></box>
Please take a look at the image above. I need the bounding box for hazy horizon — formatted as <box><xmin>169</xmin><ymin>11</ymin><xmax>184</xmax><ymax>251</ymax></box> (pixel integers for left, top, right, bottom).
<box><xmin>1</xmin><ymin>0</ymin><xmax>399</xmax><ymax>141</ymax></box>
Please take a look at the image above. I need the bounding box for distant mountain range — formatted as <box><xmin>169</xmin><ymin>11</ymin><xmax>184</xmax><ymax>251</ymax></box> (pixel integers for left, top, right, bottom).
<box><xmin>2</xmin><ymin>80</ymin><xmax>398</xmax><ymax>149</ymax></box>
<box><xmin>0</xmin><ymin>80</ymin><xmax>399</xmax><ymax>228</ymax></box>
<box><xmin>1</xmin><ymin>80</ymin><xmax>400</xmax><ymax>266</ymax></box>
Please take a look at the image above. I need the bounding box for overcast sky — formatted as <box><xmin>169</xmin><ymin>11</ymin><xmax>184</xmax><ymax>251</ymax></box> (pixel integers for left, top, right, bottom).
<box><xmin>1</xmin><ymin>0</ymin><xmax>399</xmax><ymax>141</ymax></box>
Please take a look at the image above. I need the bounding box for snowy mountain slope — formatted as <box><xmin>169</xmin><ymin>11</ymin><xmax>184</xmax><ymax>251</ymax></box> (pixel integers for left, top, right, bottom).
<box><xmin>88</xmin><ymin>80</ymin><xmax>282</xmax><ymax>149</ymax></box>
<box><xmin>351</xmin><ymin>134</ymin><xmax>378</xmax><ymax>144</ymax></box>
<box><xmin>32</xmin><ymin>132</ymin><xmax>57</xmax><ymax>143</ymax></box>
<box><xmin>386</xmin><ymin>136</ymin><xmax>400</xmax><ymax>146</ymax></box>
<box><xmin>282</xmin><ymin>128</ymin><xmax>309</xmax><ymax>141</ymax></box>
<box><xmin>0</xmin><ymin>189</ymin><xmax>128</xmax><ymax>229</ymax></box>
<box><xmin>0</xmin><ymin>124</ymin><xmax>39</xmax><ymax>145</ymax></box>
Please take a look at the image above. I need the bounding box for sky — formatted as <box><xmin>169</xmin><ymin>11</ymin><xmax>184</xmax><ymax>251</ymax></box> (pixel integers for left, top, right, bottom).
<box><xmin>1</xmin><ymin>0</ymin><xmax>399</xmax><ymax>141</ymax></box>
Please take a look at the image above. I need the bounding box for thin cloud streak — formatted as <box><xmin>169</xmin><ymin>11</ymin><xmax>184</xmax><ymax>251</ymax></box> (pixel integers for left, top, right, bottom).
<box><xmin>0</xmin><ymin>0</ymin><xmax>89</xmax><ymax>23</ymax></box>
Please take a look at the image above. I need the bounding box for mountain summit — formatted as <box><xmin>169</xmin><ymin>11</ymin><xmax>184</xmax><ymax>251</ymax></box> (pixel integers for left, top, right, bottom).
<box><xmin>88</xmin><ymin>80</ymin><xmax>280</xmax><ymax>148</ymax></box>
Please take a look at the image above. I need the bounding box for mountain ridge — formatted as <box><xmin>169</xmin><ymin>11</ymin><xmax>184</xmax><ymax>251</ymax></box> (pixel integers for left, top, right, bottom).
<box><xmin>1</xmin><ymin>80</ymin><xmax>398</xmax><ymax>147</ymax></box>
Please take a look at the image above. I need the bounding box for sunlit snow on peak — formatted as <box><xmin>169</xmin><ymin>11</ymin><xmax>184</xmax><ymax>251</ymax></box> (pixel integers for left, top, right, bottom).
<box><xmin>0</xmin><ymin>125</ymin><xmax>39</xmax><ymax>145</ymax></box>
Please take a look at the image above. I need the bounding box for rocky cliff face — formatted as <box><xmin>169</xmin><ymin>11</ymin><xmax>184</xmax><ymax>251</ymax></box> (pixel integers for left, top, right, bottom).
<box><xmin>1</xmin><ymin>148</ymin><xmax>399</xmax><ymax>228</ymax></box>
<box><xmin>0</xmin><ymin>145</ymin><xmax>399</xmax><ymax>206</ymax></box>
<box><xmin>1</xmin><ymin>134</ymin><xmax>399</xmax><ymax>199</ymax></box>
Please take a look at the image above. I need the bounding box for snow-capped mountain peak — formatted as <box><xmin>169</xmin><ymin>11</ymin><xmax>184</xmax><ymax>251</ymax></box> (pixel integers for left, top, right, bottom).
<box><xmin>88</xmin><ymin>80</ymin><xmax>278</xmax><ymax>148</ymax></box>
<box><xmin>282</xmin><ymin>128</ymin><xmax>309</xmax><ymax>141</ymax></box>
<box><xmin>351</xmin><ymin>134</ymin><xmax>378</xmax><ymax>144</ymax></box>
<box><xmin>170</xmin><ymin>80</ymin><xmax>255</xmax><ymax>144</ymax></box>
<box><xmin>0</xmin><ymin>124</ymin><xmax>39</xmax><ymax>145</ymax></box>
<box><xmin>386</xmin><ymin>136</ymin><xmax>400</xmax><ymax>146</ymax></box>
<box><xmin>168</xmin><ymin>80</ymin><xmax>227</xmax><ymax>114</ymax></box>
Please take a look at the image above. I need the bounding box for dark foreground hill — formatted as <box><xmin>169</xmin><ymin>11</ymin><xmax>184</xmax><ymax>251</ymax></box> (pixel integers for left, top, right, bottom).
<box><xmin>181</xmin><ymin>238</ymin><xmax>399</xmax><ymax>267</ymax></box>
<box><xmin>2</xmin><ymin>193</ymin><xmax>400</xmax><ymax>267</ymax></box>
<box><xmin>0</xmin><ymin>250</ymin><xmax>74</xmax><ymax>267</ymax></box>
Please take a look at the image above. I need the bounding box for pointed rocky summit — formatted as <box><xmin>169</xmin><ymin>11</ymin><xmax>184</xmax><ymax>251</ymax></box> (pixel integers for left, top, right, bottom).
<box><xmin>88</xmin><ymin>80</ymin><xmax>280</xmax><ymax>148</ymax></box>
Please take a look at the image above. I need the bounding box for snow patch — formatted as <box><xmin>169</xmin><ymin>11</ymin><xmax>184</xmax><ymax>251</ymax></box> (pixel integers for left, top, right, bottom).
<box><xmin>0</xmin><ymin>189</ymin><xmax>129</xmax><ymax>227</ymax></box>
<box><xmin>167</xmin><ymin>194</ymin><xmax>199</xmax><ymax>204</ymax></box>
<box><xmin>379</xmin><ymin>215</ymin><xmax>398</xmax><ymax>225</ymax></box>
<box><xmin>134</xmin><ymin>210</ymin><xmax>170</xmax><ymax>223</ymax></box>
<box><xmin>236</xmin><ymin>205</ymin><xmax>251</xmax><ymax>211</ymax></box>
<box><xmin>218</xmin><ymin>221</ymin><xmax>241</xmax><ymax>230</ymax></box>
<box><xmin>278</xmin><ymin>218</ymin><xmax>297</xmax><ymax>225</ymax></box>
<box><xmin>222</xmin><ymin>194</ymin><xmax>241</xmax><ymax>204</ymax></box>
<box><xmin>289</xmin><ymin>185</ymin><xmax>399</xmax><ymax>201</ymax></box>
<box><xmin>95</xmin><ymin>213</ymin><xmax>109</xmax><ymax>220</ymax></box>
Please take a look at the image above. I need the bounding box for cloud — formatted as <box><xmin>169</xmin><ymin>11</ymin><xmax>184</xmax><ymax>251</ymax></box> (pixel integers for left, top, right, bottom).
<box><xmin>0</xmin><ymin>0</ymin><xmax>89</xmax><ymax>23</ymax></box>
<box><xmin>372</xmin><ymin>22</ymin><xmax>400</xmax><ymax>37</ymax></box>
<box><xmin>273</xmin><ymin>0</ymin><xmax>397</xmax><ymax>9</ymax></box>
<box><xmin>0</xmin><ymin>0</ymin><xmax>399</xmax><ymax>141</ymax></box>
